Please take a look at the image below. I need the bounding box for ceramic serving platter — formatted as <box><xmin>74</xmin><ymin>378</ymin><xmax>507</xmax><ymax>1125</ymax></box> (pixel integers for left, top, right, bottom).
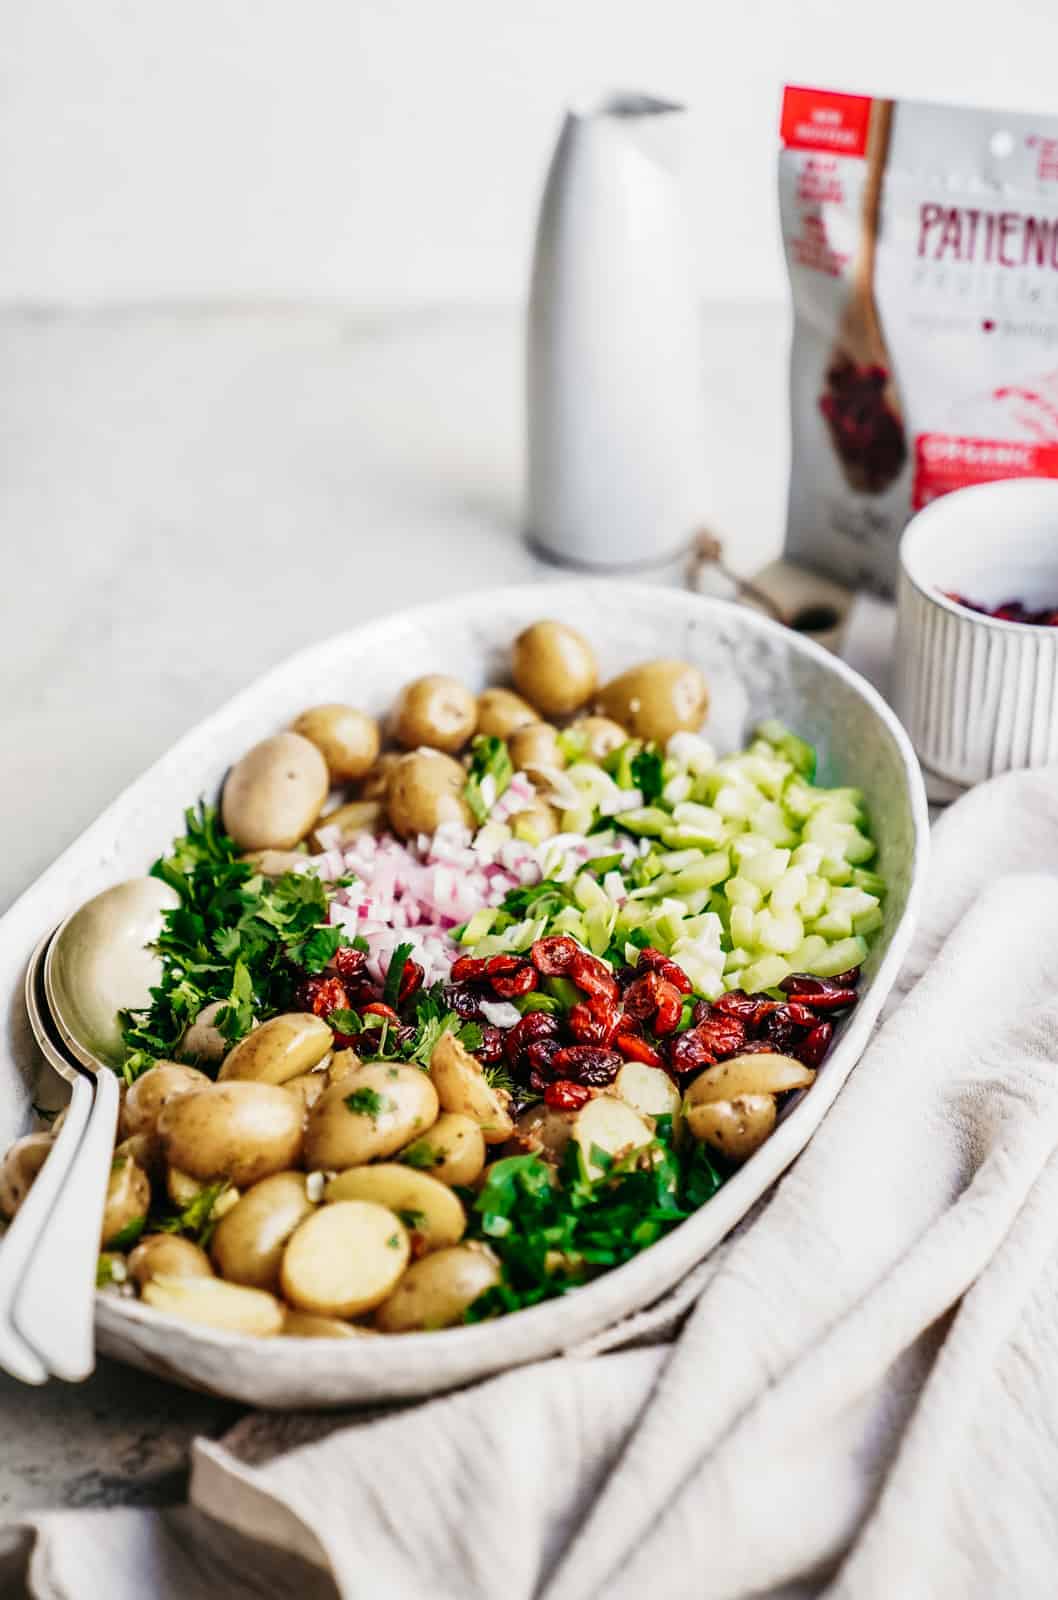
<box><xmin>0</xmin><ymin>584</ymin><xmax>929</xmax><ymax>1408</ymax></box>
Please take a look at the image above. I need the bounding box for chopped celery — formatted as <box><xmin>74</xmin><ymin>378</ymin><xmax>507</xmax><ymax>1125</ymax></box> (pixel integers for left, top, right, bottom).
<box><xmin>852</xmin><ymin>867</ymin><xmax>887</xmax><ymax>896</ymax></box>
<box><xmin>725</xmin><ymin>877</ymin><xmax>762</xmax><ymax>910</ymax></box>
<box><xmin>542</xmin><ymin>976</ymin><xmax>580</xmax><ymax>1010</ymax></box>
<box><xmin>740</xmin><ymin>954</ymin><xmax>791</xmax><ymax>992</ymax></box>
<box><xmin>755</xmin><ymin>718</ymin><xmax>817</xmax><ymax>779</ymax></box>
<box><xmin>618</xmin><ymin>807</ymin><xmax>670</xmax><ymax>836</ymax></box>
<box><xmin>808</xmin><ymin>936</ymin><xmax>868</xmax><ymax>977</ymax></box>
<box><xmin>459</xmin><ymin>908</ymin><xmax>497</xmax><ymax>946</ymax></box>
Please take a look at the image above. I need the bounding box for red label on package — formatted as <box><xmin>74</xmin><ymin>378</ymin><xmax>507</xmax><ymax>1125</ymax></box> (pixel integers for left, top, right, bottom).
<box><xmin>912</xmin><ymin>432</ymin><xmax>1058</xmax><ymax>508</ymax></box>
<box><xmin>780</xmin><ymin>86</ymin><xmax>873</xmax><ymax>158</ymax></box>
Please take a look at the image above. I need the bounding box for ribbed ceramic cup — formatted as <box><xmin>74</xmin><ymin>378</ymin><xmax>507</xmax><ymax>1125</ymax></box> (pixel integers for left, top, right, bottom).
<box><xmin>895</xmin><ymin>479</ymin><xmax>1058</xmax><ymax>787</ymax></box>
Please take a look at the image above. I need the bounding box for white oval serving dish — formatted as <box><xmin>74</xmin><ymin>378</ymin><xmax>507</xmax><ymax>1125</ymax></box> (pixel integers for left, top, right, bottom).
<box><xmin>0</xmin><ymin>583</ymin><xmax>928</xmax><ymax>1408</ymax></box>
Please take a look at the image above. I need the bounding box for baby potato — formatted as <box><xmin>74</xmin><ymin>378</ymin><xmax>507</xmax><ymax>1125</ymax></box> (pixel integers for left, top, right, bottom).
<box><xmin>595</xmin><ymin>660</ymin><xmax>709</xmax><ymax>745</ymax></box>
<box><xmin>218</xmin><ymin>1013</ymin><xmax>333</xmax><ymax>1086</ymax></box>
<box><xmin>476</xmin><ymin>687</ymin><xmax>539</xmax><ymax>739</ymax></box>
<box><xmin>280</xmin><ymin>1200</ymin><xmax>409</xmax><ymax>1317</ymax></box>
<box><xmin>393</xmin><ymin>675</ymin><xmax>477</xmax><ymax>753</ymax></box>
<box><xmin>114</xmin><ymin>1132</ymin><xmax>163</xmax><ymax>1180</ymax></box>
<box><xmin>429</xmin><ymin>1032</ymin><xmax>513</xmax><ymax>1145</ymax></box>
<box><xmin>221</xmin><ymin>731</ymin><xmax>329</xmax><ymax>852</ymax></box>
<box><xmin>508</xmin><ymin>1103</ymin><xmax>577</xmax><ymax>1166</ymax></box>
<box><xmin>386</xmin><ymin>750</ymin><xmax>473</xmax><ymax>839</ymax></box>
<box><xmin>158</xmin><ymin>1082</ymin><xmax>304</xmax><ymax>1188</ymax></box>
<box><xmin>142</xmin><ymin>1274</ymin><xmax>283</xmax><ymax>1337</ymax></box>
<box><xmin>210</xmin><ymin>1171</ymin><xmax>315</xmax><ymax>1290</ymax></box>
<box><xmin>309</xmin><ymin>799</ymin><xmax>384</xmax><ymax>851</ymax></box>
<box><xmin>374</xmin><ymin>1243</ymin><xmax>501</xmax><ymax>1333</ymax></box>
<box><xmin>292</xmin><ymin>704</ymin><xmax>380</xmax><ymax>783</ymax></box>
<box><xmin>683</xmin><ymin>1053</ymin><xmax>815</xmax><ymax>1108</ymax></box>
<box><xmin>569</xmin><ymin>715</ymin><xmax>628</xmax><ymax>761</ymax></box>
<box><xmin>283</xmin><ymin>1071</ymin><xmax>328</xmax><ymax>1114</ymax></box>
<box><xmin>101</xmin><ymin>1154</ymin><xmax>150</xmax><ymax>1248</ymax></box>
<box><xmin>240</xmin><ymin>849</ymin><xmax>308</xmax><ymax>877</ymax></box>
<box><xmin>304</xmin><ymin>1063</ymin><xmax>439</xmax><ymax>1170</ymax></box>
<box><xmin>281</xmin><ymin>1309</ymin><xmax>377</xmax><ymax>1338</ymax></box>
<box><xmin>508</xmin><ymin>722</ymin><xmax>566</xmax><ymax>774</ymax></box>
<box><xmin>122</xmin><ymin>1062</ymin><xmax>212</xmax><ymax>1143</ymax></box>
<box><xmin>684</xmin><ymin>1093</ymin><xmax>776</xmax><ymax>1162</ymax></box>
<box><xmin>325</xmin><ymin>1049</ymin><xmax>362</xmax><ymax>1088</ymax></box>
<box><xmin>512</xmin><ymin>621</ymin><xmax>598</xmax><ymax>716</ymax></box>
<box><xmin>571</xmin><ymin>1095</ymin><xmax>653</xmax><ymax>1180</ymax></box>
<box><xmin>178</xmin><ymin>1001</ymin><xmax>232</xmax><ymax>1067</ymax></box>
<box><xmin>358</xmin><ymin>751</ymin><xmax>402</xmax><ymax>803</ymax></box>
<box><xmin>511</xmin><ymin>797</ymin><xmax>560</xmax><ymax>844</ymax></box>
<box><xmin>614</xmin><ymin>1061</ymin><xmax>682</xmax><ymax>1124</ymax></box>
<box><xmin>127</xmin><ymin>1233</ymin><xmax>214</xmax><ymax>1290</ymax></box>
<box><xmin>325</xmin><ymin>1165</ymin><xmax>466</xmax><ymax>1253</ymax></box>
<box><xmin>398</xmin><ymin>1112</ymin><xmax>486</xmax><ymax>1187</ymax></box>
<box><xmin>0</xmin><ymin>1132</ymin><xmax>53</xmax><ymax>1220</ymax></box>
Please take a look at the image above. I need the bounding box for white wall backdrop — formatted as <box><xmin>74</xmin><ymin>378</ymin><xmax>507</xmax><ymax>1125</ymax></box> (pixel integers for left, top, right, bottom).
<box><xmin>5</xmin><ymin>0</ymin><xmax>1058</xmax><ymax>308</ymax></box>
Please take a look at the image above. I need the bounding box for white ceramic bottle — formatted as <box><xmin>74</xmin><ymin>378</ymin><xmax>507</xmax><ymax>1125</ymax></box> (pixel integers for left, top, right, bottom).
<box><xmin>526</xmin><ymin>92</ymin><xmax>709</xmax><ymax>569</ymax></box>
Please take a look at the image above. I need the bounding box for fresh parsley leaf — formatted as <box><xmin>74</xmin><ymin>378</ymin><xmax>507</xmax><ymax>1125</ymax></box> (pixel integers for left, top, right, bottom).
<box><xmin>104</xmin><ymin>1214</ymin><xmax>147</xmax><ymax>1252</ymax></box>
<box><xmin>383</xmin><ymin>942</ymin><xmax>414</xmax><ymax>1008</ymax></box>
<box><xmin>154</xmin><ymin>1180</ymin><xmax>230</xmax><ymax>1247</ymax></box>
<box><xmin>327</xmin><ymin>1008</ymin><xmax>362</xmax><ymax>1035</ymax></box>
<box><xmin>400</xmin><ymin>1140</ymin><xmax>440</xmax><ymax>1170</ymax></box>
<box><xmin>457</xmin><ymin>1022</ymin><xmax>483</xmax><ymax>1052</ymax></box>
<box><xmin>630</xmin><ymin>747</ymin><xmax>664</xmax><ymax>802</ymax></box>
<box><xmin>463</xmin><ymin>735</ymin><xmax>513</xmax><ymax>824</ymax></box>
<box><xmin>397</xmin><ymin>1208</ymin><xmax>427</xmax><ymax>1231</ymax></box>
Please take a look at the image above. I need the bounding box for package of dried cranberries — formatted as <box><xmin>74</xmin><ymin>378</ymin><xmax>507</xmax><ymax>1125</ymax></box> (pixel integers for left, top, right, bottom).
<box><xmin>780</xmin><ymin>83</ymin><xmax>1058</xmax><ymax>595</ymax></box>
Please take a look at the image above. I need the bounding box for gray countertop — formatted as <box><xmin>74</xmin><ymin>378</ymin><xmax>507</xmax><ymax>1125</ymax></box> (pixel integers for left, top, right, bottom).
<box><xmin>0</xmin><ymin>299</ymin><xmax>787</xmax><ymax>1515</ymax></box>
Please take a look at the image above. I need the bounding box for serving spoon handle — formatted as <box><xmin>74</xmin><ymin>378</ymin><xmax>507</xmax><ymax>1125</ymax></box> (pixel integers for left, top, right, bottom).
<box><xmin>13</xmin><ymin>1069</ymin><xmax>120</xmax><ymax>1381</ymax></box>
<box><xmin>0</xmin><ymin>1072</ymin><xmax>94</xmax><ymax>1383</ymax></box>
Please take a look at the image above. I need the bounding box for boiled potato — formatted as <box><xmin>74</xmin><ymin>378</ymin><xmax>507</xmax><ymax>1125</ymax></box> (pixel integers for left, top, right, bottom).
<box><xmin>393</xmin><ymin>675</ymin><xmax>477</xmax><ymax>753</ymax></box>
<box><xmin>0</xmin><ymin>1132</ymin><xmax>53</xmax><ymax>1220</ymax></box>
<box><xmin>325</xmin><ymin>1049</ymin><xmax>362</xmax><ymax>1088</ymax></box>
<box><xmin>158</xmin><ymin>1082</ymin><xmax>304</xmax><ymax>1187</ymax></box>
<box><xmin>684</xmin><ymin>1093</ymin><xmax>776</xmax><ymax>1162</ymax></box>
<box><xmin>595</xmin><ymin>660</ymin><xmax>709</xmax><ymax>745</ymax></box>
<box><xmin>398</xmin><ymin>1112</ymin><xmax>486</xmax><ymax>1187</ymax></box>
<box><xmin>101</xmin><ymin>1154</ymin><xmax>150</xmax><ymax>1248</ymax></box>
<box><xmin>683</xmin><ymin>1053</ymin><xmax>815</xmax><ymax>1108</ymax></box>
<box><xmin>280</xmin><ymin>1201</ymin><xmax>409</xmax><ymax>1317</ymax></box>
<box><xmin>310</xmin><ymin>799</ymin><xmax>384</xmax><ymax>851</ymax></box>
<box><xmin>292</xmin><ymin>704</ymin><xmax>380</xmax><ymax>783</ymax></box>
<box><xmin>221</xmin><ymin>731</ymin><xmax>329</xmax><ymax>852</ymax></box>
<box><xmin>142</xmin><ymin>1274</ymin><xmax>283</xmax><ymax>1336</ymax></box>
<box><xmin>569</xmin><ymin>716</ymin><xmax>628</xmax><ymax>761</ymax></box>
<box><xmin>304</xmin><ymin>1063</ymin><xmax>439</xmax><ymax>1169</ymax></box>
<box><xmin>615</xmin><ymin>1061</ymin><xmax>682</xmax><ymax>1124</ymax></box>
<box><xmin>571</xmin><ymin>1096</ymin><xmax>653</xmax><ymax>1180</ymax></box>
<box><xmin>511</xmin><ymin>798</ymin><xmax>560</xmax><ymax>844</ymax></box>
<box><xmin>429</xmin><ymin>1032</ymin><xmax>513</xmax><ymax>1145</ymax></box>
<box><xmin>114</xmin><ymin>1131</ymin><xmax>163</xmax><ymax>1180</ymax></box>
<box><xmin>386</xmin><ymin>750</ymin><xmax>473</xmax><ymax>838</ymax></box>
<box><xmin>508</xmin><ymin>723</ymin><xmax>566</xmax><ymax>773</ymax></box>
<box><xmin>358</xmin><ymin>751</ymin><xmax>402</xmax><ymax>803</ymax></box>
<box><xmin>283</xmin><ymin>1071</ymin><xmax>328</xmax><ymax>1114</ymax></box>
<box><xmin>512</xmin><ymin>621</ymin><xmax>597</xmax><ymax>716</ymax></box>
<box><xmin>509</xmin><ymin>1103</ymin><xmax>577</xmax><ymax>1166</ymax></box>
<box><xmin>210</xmin><ymin>1171</ymin><xmax>315</xmax><ymax>1290</ymax></box>
<box><xmin>178</xmin><ymin>1001</ymin><xmax>232</xmax><ymax>1066</ymax></box>
<box><xmin>127</xmin><ymin>1233</ymin><xmax>214</xmax><ymax>1290</ymax></box>
<box><xmin>281</xmin><ymin>1309</ymin><xmax>377</xmax><ymax>1338</ymax></box>
<box><xmin>476</xmin><ymin>687</ymin><xmax>538</xmax><ymax>739</ymax></box>
<box><xmin>218</xmin><ymin>1013</ymin><xmax>333</xmax><ymax>1086</ymax></box>
<box><xmin>122</xmin><ymin>1062</ymin><xmax>212</xmax><ymax>1144</ymax></box>
<box><xmin>240</xmin><ymin>849</ymin><xmax>308</xmax><ymax>877</ymax></box>
<box><xmin>325</xmin><ymin>1165</ymin><xmax>465</xmax><ymax>1253</ymax></box>
<box><xmin>375</xmin><ymin>1243</ymin><xmax>501</xmax><ymax>1333</ymax></box>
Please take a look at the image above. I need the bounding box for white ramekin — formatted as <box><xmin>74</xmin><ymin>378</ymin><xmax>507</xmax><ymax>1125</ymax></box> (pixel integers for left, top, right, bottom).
<box><xmin>895</xmin><ymin>479</ymin><xmax>1058</xmax><ymax>788</ymax></box>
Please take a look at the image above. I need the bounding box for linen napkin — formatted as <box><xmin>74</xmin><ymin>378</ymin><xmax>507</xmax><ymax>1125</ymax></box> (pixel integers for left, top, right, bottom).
<box><xmin>15</xmin><ymin>764</ymin><xmax>1058</xmax><ymax>1600</ymax></box>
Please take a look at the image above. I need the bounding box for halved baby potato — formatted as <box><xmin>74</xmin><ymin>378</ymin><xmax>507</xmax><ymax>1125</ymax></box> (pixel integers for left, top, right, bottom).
<box><xmin>429</xmin><ymin>1032</ymin><xmax>513</xmax><ymax>1145</ymax></box>
<box><xmin>683</xmin><ymin>1053</ymin><xmax>815</xmax><ymax>1107</ymax></box>
<box><xmin>280</xmin><ymin>1201</ymin><xmax>409</xmax><ymax>1317</ymax></box>
<box><xmin>614</xmin><ymin>1061</ymin><xmax>682</xmax><ymax>1124</ymax></box>
<box><xmin>304</xmin><ymin>1064</ymin><xmax>439</xmax><ymax>1169</ymax></box>
<box><xmin>210</xmin><ymin>1171</ymin><xmax>315</xmax><ymax>1290</ymax></box>
<box><xmin>325</xmin><ymin>1165</ymin><xmax>466</xmax><ymax>1253</ymax></box>
<box><xmin>127</xmin><ymin>1233</ymin><xmax>214</xmax><ymax>1290</ymax></box>
<box><xmin>571</xmin><ymin>1095</ymin><xmax>653</xmax><ymax>1180</ymax></box>
<box><xmin>142</xmin><ymin>1274</ymin><xmax>284</xmax><ymax>1337</ymax></box>
<box><xmin>281</xmin><ymin>1309</ymin><xmax>377</xmax><ymax>1339</ymax></box>
<box><xmin>218</xmin><ymin>1013</ymin><xmax>333</xmax><ymax>1086</ymax></box>
<box><xmin>0</xmin><ymin>1132</ymin><xmax>54</xmax><ymax>1220</ymax></box>
<box><xmin>398</xmin><ymin>1112</ymin><xmax>486</xmax><ymax>1187</ymax></box>
<box><xmin>374</xmin><ymin>1243</ymin><xmax>501</xmax><ymax>1333</ymax></box>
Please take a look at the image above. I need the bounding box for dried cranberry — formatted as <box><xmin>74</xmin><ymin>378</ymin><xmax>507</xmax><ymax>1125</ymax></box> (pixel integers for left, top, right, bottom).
<box><xmin>477</xmin><ymin>1025</ymin><xmax>504</xmax><ymax>1064</ymax></box>
<box><xmin>394</xmin><ymin>1023</ymin><xmax>418</xmax><ymax>1052</ymax></box>
<box><xmin>761</xmin><ymin>1008</ymin><xmax>803</xmax><ymax>1054</ymax></box>
<box><xmin>442</xmin><ymin>983</ymin><xmax>482</xmax><ymax>1020</ymax></box>
<box><xmin>797</xmin><ymin>1021</ymin><xmax>834</xmax><ymax>1068</ymax></box>
<box><xmin>450</xmin><ymin>955</ymin><xmax>488</xmax><ymax>983</ymax></box>
<box><xmin>782</xmin><ymin>1000</ymin><xmax>818</xmax><ymax>1030</ymax></box>
<box><xmin>544</xmin><ymin>1080</ymin><xmax>593</xmax><ymax>1111</ymax></box>
<box><xmin>568</xmin><ymin>993</ymin><xmax>622</xmax><ymax>1048</ymax></box>
<box><xmin>397</xmin><ymin>959</ymin><xmax>424</xmax><ymax>1005</ymax></box>
<box><xmin>614</xmin><ymin>1032</ymin><xmax>664</xmax><ymax>1068</ymax></box>
<box><xmin>333</xmin><ymin>945</ymin><xmax>367</xmax><ymax>980</ymax></box>
<box><xmin>711</xmin><ymin>990</ymin><xmax>780</xmax><ymax>1029</ymax></box>
<box><xmin>690</xmin><ymin>1008</ymin><xmax>748</xmax><ymax>1060</ymax></box>
<box><xmin>779</xmin><ymin>975</ymin><xmax>858</xmax><ymax>1011</ymax></box>
<box><xmin>297</xmin><ymin>974</ymin><xmax>349</xmax><ymax>1018</ymax></box>
<box><xmin>361</xmin><ymin>1001</ymin><xmax>400</xmax><ymax>1025</ymax></box>
<box><xmin>637</xmin><ymin>946</ymin><xmax>693</xmax><ymax>994</ymax></box>
<box><xmin>503</xmin><ymin>1011</ymin><xmax>561</xmax><ymax>1068</ymax></box>
<box><xmin>549</xmin><ymin>1045</ymin><xmax>622</xmax><ymax>1087</ymax></box>
<box><xmin>652</xmin><ymin>981</ymin><xmax>684</xmax><ymax>1036</ymax></box>
<box><xmin>525</xmin><ymin>1037</ymin><xmax>562</xmax><ymax>1079</ymax></box>
<box><xmin>485</xmin><ymin>954</ymin><xmax>537</xmax><ymax>1000</ymax></box>
<box><xmin>568</xmin><ymin>951</ymin><xmax>619</xmax><ymax>1002</ymax></box>
<box><xmin>623</xmin><ymin>974</ymin><xmax>662</xmax><ymax>1021</ymax></box>
<box><xmin>667</xmin><ymin>1030</ymin><xmax>717</xmax><ymax>1076</ymax></box>
<box><xmin>530</xmin><ymin>935</ymin><xmax>580</xmax><ymax>975</ymax></box>
<box><xmin>736</xmin><ymin>1040</ymin><xmax>781</xmax><ymax>1055</ymax></box>
<box><xmin>623</xmin><ymin>970</ymin><xmax>682</xmax><ymax>1034</ymax></box>
<box><xmin>830</xmin><ymin>967</ymin><xmax>862</xmax><ymax>988</ymax></box>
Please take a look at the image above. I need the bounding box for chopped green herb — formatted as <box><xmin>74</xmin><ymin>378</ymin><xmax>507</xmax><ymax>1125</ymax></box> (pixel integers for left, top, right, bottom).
<box><xmin>104</xmin><ymin>1214</ymin><xmax>147</xmax><ymax>1252</ymax></box>
<box><xmin>386</xmin><ymin>1232</ymin><xmax>402</xmax><ymax>1250</ymax></box>
<box><xmin>630</xmin><ymin>747</ymin><xmax>665</xmax><ymax>802</ymax></box>
<box><xmin>327</xmin><ymin>1008</ymin><xmax>362</xmax><ymax>1035</ymax></box>
<box><xmin>153</xmin><ymin>1180</ymin><xmax>230</xmax><ymax>1248</ymax></box>
<box><xmin>344</xmin><ymin>1087</ymin><xmax>395</xmax><ymax>1121</ymax></box>
<box><xmin>397</xmin><ymin>1208</ymin><xmax>427</xmax><ymax>1231</ymax></box>
<box><xmin>399</xmin><ymin>1140</ymin><xmax>440</xmax><ymax>1170</ymax></box>
<box><xmin>463</xmin><ymin>735</ymin><xmax>514</xmax><ymax>824</ymax></box>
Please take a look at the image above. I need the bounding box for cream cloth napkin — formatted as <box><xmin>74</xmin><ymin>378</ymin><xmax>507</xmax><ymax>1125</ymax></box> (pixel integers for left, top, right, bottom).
<box><xmin>15</xmin><ymin>764</ymin><xmax>1058</xmax><ymax>1599</ymax></box>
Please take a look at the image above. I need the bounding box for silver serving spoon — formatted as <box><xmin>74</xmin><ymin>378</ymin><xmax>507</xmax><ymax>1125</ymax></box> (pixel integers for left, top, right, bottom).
<box><xmin>0</xmin><ymin>879</ymin><xmax>178</xmax><ymax>1383</ymax></box>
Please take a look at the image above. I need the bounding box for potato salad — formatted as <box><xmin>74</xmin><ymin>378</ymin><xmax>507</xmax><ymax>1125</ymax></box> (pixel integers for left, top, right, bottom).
<box><xmin>1</xmin><ymin>620</ymin><xmax>885</xmax><ymax>1339</ymax></box>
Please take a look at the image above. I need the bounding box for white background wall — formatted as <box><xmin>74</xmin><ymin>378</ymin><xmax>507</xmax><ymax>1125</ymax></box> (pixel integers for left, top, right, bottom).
<box><xmin>6</xmin><ymin>0</ymin><xmax>1058</xmax><ymax>309</ymax></box>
